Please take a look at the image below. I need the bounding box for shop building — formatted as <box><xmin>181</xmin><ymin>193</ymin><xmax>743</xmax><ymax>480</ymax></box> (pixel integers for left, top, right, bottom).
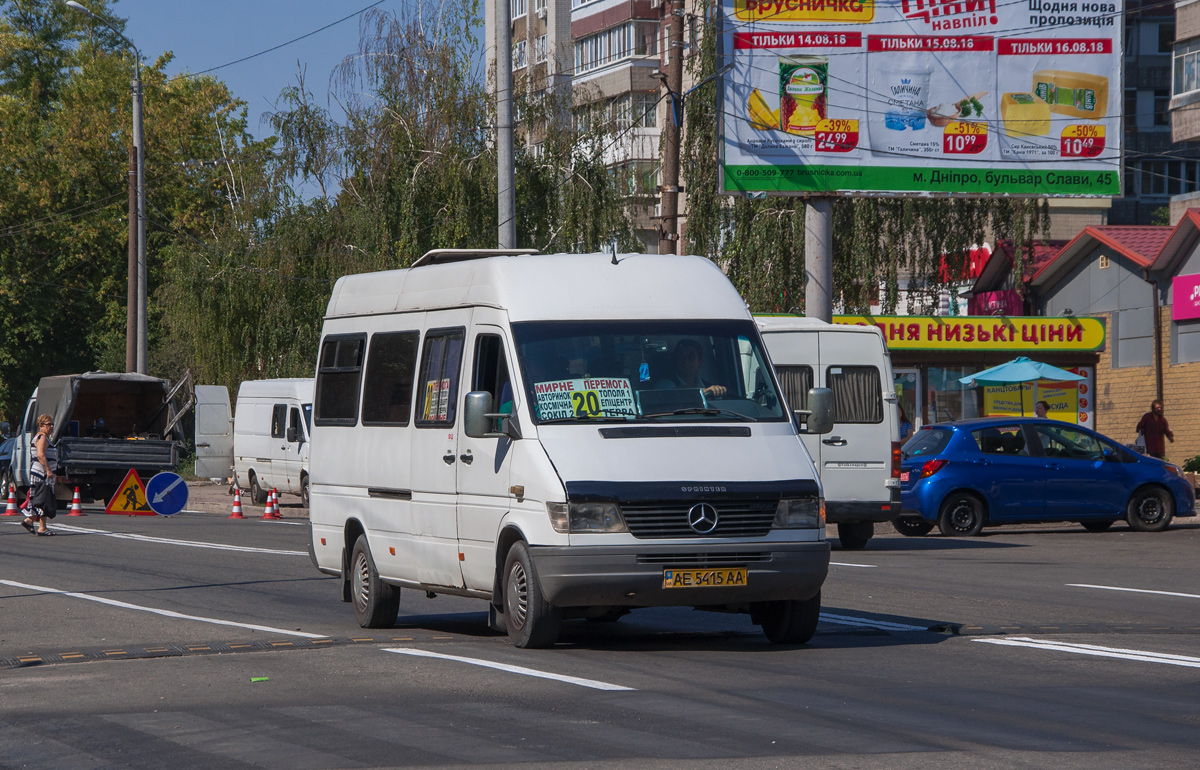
<box><xmin>832</xmin><ymin>315</ymin><xmax>1104</xmax><ymax>434</ymax></box>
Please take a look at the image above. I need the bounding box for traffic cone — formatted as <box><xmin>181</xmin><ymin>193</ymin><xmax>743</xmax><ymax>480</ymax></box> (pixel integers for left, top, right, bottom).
<box><xmin>3</xmin><ymin>485</ymin><xmax>18</xmax><ymax>516</ymax></box>
<box><xmin>67</xmin><ymin>487</ymin><xmax>86</xmax><ymax>516</ymax></box>
<box><xmin>261</xmin><ymin>488</ymin><xmax>280</xmax><ymax>520</ymax></box>
<box><xmin>228</xmin><ymin>487</ymin><xmax>245</xmax><ymax>519</ymax></box>
<box><xmin>270</xmin><ymin>488</ymin><xmax>282</xmax><ymax>519</ymax></box>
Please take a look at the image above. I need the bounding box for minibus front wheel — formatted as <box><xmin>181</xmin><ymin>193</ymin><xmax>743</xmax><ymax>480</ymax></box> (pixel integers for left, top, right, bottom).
<box><xmin>350</xmin><ymin>535</ymin><xmax>400</xmax><ymax>628</ymax></box>
<box><xmin>753</xmin><ymin>591</ymin><xmax>821</xmax><ymax>645</ymax></box>
<box><xmin>502</xmin><ymin>542</ymin><xmax>562</xmax><ymax>648</ymax></box>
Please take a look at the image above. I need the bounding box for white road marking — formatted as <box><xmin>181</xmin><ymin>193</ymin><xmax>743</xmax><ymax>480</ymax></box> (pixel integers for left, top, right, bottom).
<box><xmin>1067</xmin><ymin>583</ymin><xmax>1200</xmax><ymax>600</ymax></box>
<box><xmin>819</xmin><ymin>612</ymin><xmax>929</xmax><ymax>632</ymax></box>
<box><xmin>974</xmin><ymin>636</ymin><xmax>1200</xmax><ymax>669</ymax></box>
<box><xmin>830</xmin><ymin>561</ymin><xmax>877</xmax><ymax>568</ymax></box>
<box><xmin>40</xmin><ymin>522</ymin><xmax>307</xmax><ymax>555</ymax></box>
<box><xmin>0</xmin><ymin>579</ymin><xmax>328</xmax><ymax>638</ymax></box>
<box><xmin>383</xmin><ymin>648</ymin><xmax>636</xmax><ymax>691</ymax></box>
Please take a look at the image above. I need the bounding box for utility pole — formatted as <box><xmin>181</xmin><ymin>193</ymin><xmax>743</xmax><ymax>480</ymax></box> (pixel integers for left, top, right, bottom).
<box><xmin>496</xmin><ymin>0</ymin><xmax>516</xmax><ymax>249</ymax></box>
<box><xmin>657</xmin><ymin>0</ymin><xmax>684</xmax><ymax>255</ymax></box>
<box><xmin>805</xmin><ymin>200</ymin><xmax>833</xmax><ymax>322</ymax></box>
<box><xmin>126</xmin><ymin>146</ymin><xmax>137</xmax><ymax>373</ymax></box>
<box><xmin>133</xmin><ymin>72</ymin><xmax>147</xmax><ymax>373</ymax></box>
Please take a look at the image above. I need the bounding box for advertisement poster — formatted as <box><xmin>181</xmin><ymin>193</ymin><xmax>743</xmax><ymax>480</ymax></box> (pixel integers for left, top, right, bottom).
<box><xmin>721</xmin><ymin>0</ymin><xmax>1123</xmax><ymax>196</ymax></box>
<box><xmin>982</xmin><ymin>366</ymin><xmax>1094</xmax><ymax>423</ymax></box>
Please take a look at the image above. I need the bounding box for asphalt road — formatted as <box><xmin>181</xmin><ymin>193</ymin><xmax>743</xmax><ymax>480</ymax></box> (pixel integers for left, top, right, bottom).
<box><xmin>2</xmin><ymin>493</ymin><xmax>1199</xmax><ymax>769</ymax></box>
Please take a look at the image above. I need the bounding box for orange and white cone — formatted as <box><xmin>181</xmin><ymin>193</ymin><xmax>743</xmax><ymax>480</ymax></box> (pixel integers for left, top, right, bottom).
<box><xmin>3</xmin><ymin>485</ymin><xmax>18</xmax><ymax>516</ymax></box>
<box><xmin>262</xmin><ymin>488</ymin><xmax>280</xmax><ymax>520</ymax></box>
<box><xmin>228</xmin><ymin>488</ymin><xmax>245</xmax><ymax>519</ymax></box>
<box><xmin>67</xmin><ymin>486</ymin><xmax>86</xmax><ymax>516</ymax></box>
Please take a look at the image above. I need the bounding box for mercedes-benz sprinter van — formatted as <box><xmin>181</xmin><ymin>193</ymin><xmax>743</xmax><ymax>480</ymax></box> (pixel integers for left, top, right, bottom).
<box><xmin>308</xmin><ymin>250</ymin><xmax>833</xmax><ymax>648</ymax></box>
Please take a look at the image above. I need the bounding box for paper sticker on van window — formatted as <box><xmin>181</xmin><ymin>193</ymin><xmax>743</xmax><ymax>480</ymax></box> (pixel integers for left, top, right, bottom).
<box><xmin>534</xmin><ymin>378</ymin><xmax>636</xmax><ymax>420</ymax></box>
<box><xmin>423</xmin><ymin>378</ymin><xmax>451</xmax><ymax>421</ymax></box>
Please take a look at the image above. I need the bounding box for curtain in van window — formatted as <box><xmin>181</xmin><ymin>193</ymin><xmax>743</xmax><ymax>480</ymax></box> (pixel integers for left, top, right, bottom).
<box><xmin>828</xmin><ymin>366</ymin><xmax>883</xmax><ymax>424</ymax></box>
<box><xmin>776</xmin><ymin>366</ymin><xmax>813</xmax><ymax>411</ymax></box>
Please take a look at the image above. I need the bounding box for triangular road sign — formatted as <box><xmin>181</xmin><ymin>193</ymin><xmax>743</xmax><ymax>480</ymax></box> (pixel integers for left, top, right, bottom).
<box><xmin>104</xmin><ymin>468</ymin><xmax>155</xmax><ymax>516</ymax></box>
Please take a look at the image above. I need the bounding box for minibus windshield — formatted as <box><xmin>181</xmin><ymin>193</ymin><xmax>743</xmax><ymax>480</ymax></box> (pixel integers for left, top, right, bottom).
<box><xmin>511</xmin><ymin>320</ymin><xmax>787</xmax><ymax>424</ymax></box>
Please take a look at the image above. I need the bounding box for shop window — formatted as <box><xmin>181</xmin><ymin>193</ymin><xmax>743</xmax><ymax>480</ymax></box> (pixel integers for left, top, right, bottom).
<box><xmin>827</xmin><ymin>365</ymin><xmax>883</xmax><ymax>424</ymax></box>
<box><xmin>1173</xmin><ymin>318</ymin><xmax>1200</xmax><ymax>364</ymax></box>
<box><xmin>926</xmin><ymin>366</ymin><xmax>981</xmax><ymax>423</ymax></box>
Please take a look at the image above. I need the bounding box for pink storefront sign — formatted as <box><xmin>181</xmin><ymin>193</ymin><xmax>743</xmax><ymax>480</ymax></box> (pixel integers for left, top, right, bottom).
<box><xmin>968</xmin><ymin>289</ymin><xmax>1023</xmax><ymax>317</ymax></box>
<box><xmin>1173</xmin><ymin>274</ymin><xmax>1200</xmax><ymax>321</ymax></box>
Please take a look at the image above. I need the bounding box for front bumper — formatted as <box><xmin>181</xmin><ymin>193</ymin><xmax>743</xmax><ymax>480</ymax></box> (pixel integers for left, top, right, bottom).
<box><xmin>529</xmin><ymin>541</ymin><xmax>830</xmax><ymax>607</ymax></box>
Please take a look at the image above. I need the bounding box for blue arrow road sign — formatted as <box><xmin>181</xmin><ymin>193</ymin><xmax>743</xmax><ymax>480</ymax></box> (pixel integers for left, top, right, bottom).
<box><xmin>146</xmin><ymin>472</ymin><xmax>189</xmax><ymax>516</ymax></box>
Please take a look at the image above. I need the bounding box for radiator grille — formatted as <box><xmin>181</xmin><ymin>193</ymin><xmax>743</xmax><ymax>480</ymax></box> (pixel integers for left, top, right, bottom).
<box><xmin>620</xmin><ymin>500</ymin><xmax>777</xmax><ymax>539</ymax></box>
<box><xmin>636</xmin><ymin>552</ymin><xmax>772</xmax><ymax>565</ymax></box>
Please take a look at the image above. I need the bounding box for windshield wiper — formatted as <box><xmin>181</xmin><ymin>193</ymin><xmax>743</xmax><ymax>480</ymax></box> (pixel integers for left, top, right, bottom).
<box><xmin>642</xmin><ymin>407</ymin><xmax>755</xmax><ymax>422</ymax></box>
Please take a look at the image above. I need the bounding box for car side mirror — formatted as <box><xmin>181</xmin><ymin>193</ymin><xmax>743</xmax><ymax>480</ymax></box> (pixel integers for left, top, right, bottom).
<box><xmin>795</xmin><ymin>387</ymin><xmax>834</xmax><ymax>435</ymax></box>
<box><xmin>286</xmin><ymin>426</ymin><xmax>297</xmax><ymax>443</ymax></box>
<box><xmin>465</xmin><ymin>391</ymin><xmax>521</xmax><ymax>440</ymax></box>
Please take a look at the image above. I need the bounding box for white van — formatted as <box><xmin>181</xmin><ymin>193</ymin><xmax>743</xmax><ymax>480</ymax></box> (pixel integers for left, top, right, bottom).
<box><xmin>308</xmin><ymin>250</ymin><xmax>835</xmax><ymax>648</ymax></box>
<box><xmin>234</xmin><ymin>378</ymin><xmax>314</xmax><ymax>506</ymax></box>
<box><xmin>756</xmin><ymin>316</ymin><xmax>901</xmax><ymax>550</ymax></box>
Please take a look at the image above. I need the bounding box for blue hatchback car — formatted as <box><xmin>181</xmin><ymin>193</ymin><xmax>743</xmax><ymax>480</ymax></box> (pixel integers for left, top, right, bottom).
<box><xmin>895</xmin><ymin>417</ymin><xmax>1196</xmax><ymax>536</ymax></box>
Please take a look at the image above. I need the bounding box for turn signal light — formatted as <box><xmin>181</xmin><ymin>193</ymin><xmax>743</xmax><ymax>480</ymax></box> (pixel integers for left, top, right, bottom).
<box><xmin>920</xmin><ymin>459</ymin><xmax>948</xmax><ymax>478</ymax></box>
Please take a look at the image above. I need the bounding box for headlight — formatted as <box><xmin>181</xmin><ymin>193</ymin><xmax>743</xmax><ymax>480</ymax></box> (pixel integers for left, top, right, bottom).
<box><xmin>546</xmin><ymin>502</ymin><xmax>629</xmax><ymax>533</ymax></box>
<box><xmin>773</xmin><ymin>497</ymin><xmax>824</xmax><ymax>529</ymax></box>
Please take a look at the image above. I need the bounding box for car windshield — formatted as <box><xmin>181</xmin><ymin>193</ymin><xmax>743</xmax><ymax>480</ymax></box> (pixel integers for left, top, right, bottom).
<box><xmin>511</xmin><ymin>319</ymin><xmax>787</xmax><ymax>424</ymax></box>
<box><xmin>902</xmin><ymin>427</ymin><xmax>952</xmax><ymax>459</ymax></box>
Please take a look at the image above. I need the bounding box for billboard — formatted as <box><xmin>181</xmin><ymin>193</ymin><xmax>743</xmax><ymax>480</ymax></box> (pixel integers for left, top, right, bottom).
<box><xmin>720</xmin><ymin>0</ymin><xmax>1123</xmax><ymax>197</ymax></box>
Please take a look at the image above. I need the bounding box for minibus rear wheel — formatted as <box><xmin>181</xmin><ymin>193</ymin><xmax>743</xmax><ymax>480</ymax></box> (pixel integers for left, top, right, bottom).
<box><xmin>350</xmin><ymin>535</ymin><xmax>400</xmax><ymax>628</ymax></box>
<box><xmin>248</xmin><ymin>472</ymin><xmax>267</xmax><ymax>505</ymax></box>
<box><xmin>502</xmin><ymin>541</ymin><xmax>562</xmax><ymax>648</ymax></box>
<box><xmin>754</xmin><ymin>591</ymin><xmax>821</xmax><ymax>645</ymax></box>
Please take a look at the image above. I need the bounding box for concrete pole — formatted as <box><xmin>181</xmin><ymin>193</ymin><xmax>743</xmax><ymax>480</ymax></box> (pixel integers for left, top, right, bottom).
<box><xmin>133</xmin><ymin>73</ymin><xmax>148</xmax><ymax>373</ymax></box>
<box><xmin>496</xmin><ymin>0</ymin><xmax>516</xmax><ymax>249</ymax></box>
<box><xmin>126</xmin><ymin>146</ymin><xmax>137</xmax><ymax>373</ymax></box>
<box><xmin>658</xmin><ymin>0</ymin><xmax>684</xmax><ymax>255</ymax></box>
<box><xmin>805</xmin><ymin>199</ymin><xmax>833</xmax><ymax>322</ymax></box>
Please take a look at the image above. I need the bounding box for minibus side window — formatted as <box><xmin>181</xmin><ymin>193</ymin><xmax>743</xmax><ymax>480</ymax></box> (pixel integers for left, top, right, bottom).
<box><xmin>777</xmin><ymin>365</ymin><xmax>813</xmax><ymax>411</ymax></box>
<box><xmin>271</xmin><ymin>404</ymin><xmax>287</xmax><ymax>438</ymax></box>
<box><xmin>827</xmin><ymin>365</ymin><xmax>883</xmax><ymax>424</ymax></box>
<box><xmin>416</xmin><ymin>329</ymin><xmax>465</xmax><ymax>427</ymax></box>
<box><xmin>362</xmin><ymin>331</ymin><xmax>420</xmax><ymax>426</ymax></box>
<box><xmin>314</xmin><ymin>334</ymin><xmax>366</xmax><ymax>426</ymax></box>
<box><xmin>473</xmin><ymin>334</ymin><xmax>513</xmax><ymax>417</ymax></box>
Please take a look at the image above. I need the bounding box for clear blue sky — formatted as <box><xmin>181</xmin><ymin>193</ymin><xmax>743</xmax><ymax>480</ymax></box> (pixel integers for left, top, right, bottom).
<box><xmin>111</xmin><ymin>0</ymin><xmax>401</xmax><ymax>141</ymax></box>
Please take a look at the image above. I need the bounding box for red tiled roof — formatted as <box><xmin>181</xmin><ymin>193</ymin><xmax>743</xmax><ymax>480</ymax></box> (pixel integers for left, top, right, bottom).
<box><xmin>1082</xmin><ymin>226</ymin><xmax>1172</xmax><ymax>267</ymax></box>
<box><xmin>994</xmin><ymin>239</ymin><xmax>1069</xmax><ymax>282</ymax></box>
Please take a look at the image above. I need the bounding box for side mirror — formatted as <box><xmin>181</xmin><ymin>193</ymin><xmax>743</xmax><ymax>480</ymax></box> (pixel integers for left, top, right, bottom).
<box><xmin>464</xmin><ymin>391</ymin><xmax>522</xmax><ymax>440</ymax></box>
<box><xmin>286</xmin><ymin>426</ymin><xmax>297</xmax><ymax>443</ymax></box>
<box><xmin>795</xmin><ymin>387</ymin><xmax>835</xmax><ymax>435</ymax></box>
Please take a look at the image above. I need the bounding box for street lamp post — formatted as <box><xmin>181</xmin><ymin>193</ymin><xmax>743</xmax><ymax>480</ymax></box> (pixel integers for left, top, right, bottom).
<box><xmin>67</xmin><ymin>1</ymin><xmax>147</xmax><ymax>374</ymax></box>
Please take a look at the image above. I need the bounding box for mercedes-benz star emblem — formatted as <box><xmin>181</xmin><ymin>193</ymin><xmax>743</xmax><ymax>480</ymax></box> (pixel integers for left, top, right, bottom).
<box><xmin>687</xmin><ymin>503</ymin><xmax>719</xmax><ymax>534</ymax></box>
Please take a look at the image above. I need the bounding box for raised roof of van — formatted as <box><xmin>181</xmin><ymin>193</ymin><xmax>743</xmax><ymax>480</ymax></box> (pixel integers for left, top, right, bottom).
<box><xmin>755</xmin><ymin>315</ymin><xmax>885</xmax><ymax>338</ymax></box>
<box><xmin>325</xmin><ymin>252</ymin><xmax>748</xmax><ymax>322</ymax></box>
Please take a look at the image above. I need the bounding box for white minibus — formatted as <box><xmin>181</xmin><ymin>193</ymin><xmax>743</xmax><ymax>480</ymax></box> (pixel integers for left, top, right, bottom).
<box><xmin>234</xmin><ymin>378</ymin><xmax>313</xmax><ymax>506</ymax></box>
<box><xmin>308</xmin><ymin>250</ymin><xmax>834</xmax><ymax>647</ymax></box>
<box><xmin>757</xmin><ymin>317</ymin><xmax>902</xmax><ymax>550</ymax></box>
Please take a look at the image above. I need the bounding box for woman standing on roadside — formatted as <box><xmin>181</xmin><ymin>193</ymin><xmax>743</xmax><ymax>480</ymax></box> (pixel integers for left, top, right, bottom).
<box><xmin>21</xmin><ymin>414</ymin><xmax>57</xmax><ymax>536</ymax></box>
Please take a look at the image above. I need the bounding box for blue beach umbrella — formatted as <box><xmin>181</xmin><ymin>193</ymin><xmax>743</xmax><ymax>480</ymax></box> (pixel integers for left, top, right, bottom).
<box><xmin>958</xmin><ymin>356</ymin><xmax>1085</xmax><ymax>387</ymax></box>
<box><xmin>958</xmin><ymin>356</ymin><xmax>1085</xmax><ymax>416</ymax></box>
